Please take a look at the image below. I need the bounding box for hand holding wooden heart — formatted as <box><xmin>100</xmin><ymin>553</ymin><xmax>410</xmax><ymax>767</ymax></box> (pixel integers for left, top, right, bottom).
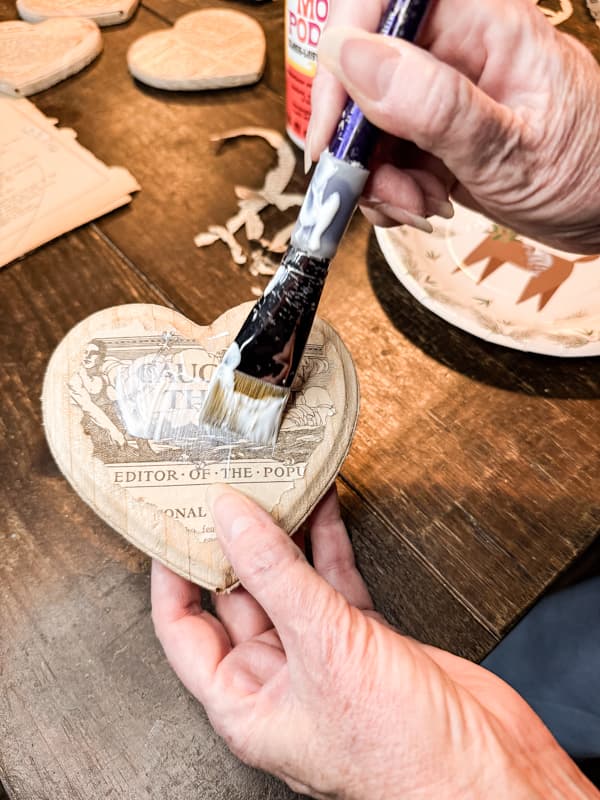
<box><xmin>42</xmin><ymin>303</ymin><xmax>359</xmax><ymax>592</ymax></box>
<box><xmin>0</xmin><ymin>18</ymin><xmax>102</xmax><ymax>97</ymax></box>
<box><xmin>17</xmin><ymin>0</ymin><xmax>138</xmax><ymax>27</ymax></box>
<box><xmin>127</xmin><ymin>9</ymin><xmax>266</xmax><ymax>91</ymax></box>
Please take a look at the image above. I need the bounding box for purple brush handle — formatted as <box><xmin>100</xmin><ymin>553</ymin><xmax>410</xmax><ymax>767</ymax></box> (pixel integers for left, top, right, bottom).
<box><xmin>328</xmin><ymin>0</ymin><xmax>431</xmax><ymax>165</ymax></box>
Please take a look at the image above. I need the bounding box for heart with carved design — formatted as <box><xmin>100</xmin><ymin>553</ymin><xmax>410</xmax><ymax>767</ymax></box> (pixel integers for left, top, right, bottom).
<box><xmin>0</xmin><ymin>18</ymin><xmax>102</xmax><ymax>97</ymax></box>
<box><xmin>17</xmin><ymin>0</ymin><xmax>138</xmax><ymax>27</ymax></box>
<box><xmin>42</xmin><ymin>303</ymin><xmax>359</xmax><ymax>592</ymax></box>
<box><xmin>126</xmin><ymin>9</ymin><xmax>266</xmax><ymax>91</ymax></box>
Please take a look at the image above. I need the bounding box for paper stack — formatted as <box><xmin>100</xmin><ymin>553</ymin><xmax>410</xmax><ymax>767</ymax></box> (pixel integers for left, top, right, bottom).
<box><xmin>1</xmin><ymin>97</ymin><xmax>139</xmax><ymax>268</ymax></box>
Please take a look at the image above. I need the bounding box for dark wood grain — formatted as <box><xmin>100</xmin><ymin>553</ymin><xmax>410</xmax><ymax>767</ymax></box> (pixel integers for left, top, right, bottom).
<box><xmin>1</xmin><ymin>0</ymin><xmax>599</xmax><ymax>798</ymax></box>
<box><xmin>0</xmin><ymin>228</ymin><xmax>298</xmax><ymax>800</ymax></box>
<box><xmin>0</xmin><ymin>229</ymin><xmax>494</xmax><ymax>798</ymax></box>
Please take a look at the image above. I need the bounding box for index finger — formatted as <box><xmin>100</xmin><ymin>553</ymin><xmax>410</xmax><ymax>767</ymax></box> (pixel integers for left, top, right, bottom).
<box><xmin>308</xmin><ymin>0</ymin><xmax>393</xmax><ymax>160</ymax></box>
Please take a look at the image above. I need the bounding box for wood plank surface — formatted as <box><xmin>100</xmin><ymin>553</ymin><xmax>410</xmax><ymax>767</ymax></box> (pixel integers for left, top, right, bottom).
<box><xmin>11</xmin><ymin>0</ymin><xmax>598</xmax><ymax>637</ymax></box>
<box><xmin>0</xmin><ymin>228</ymin><xmax>495</xmax><ymax>799</ymax></box>
<box><xmin>0</xmin><ymin>0</ymin><xmax>599</xmax><ymax>798</ymax></box>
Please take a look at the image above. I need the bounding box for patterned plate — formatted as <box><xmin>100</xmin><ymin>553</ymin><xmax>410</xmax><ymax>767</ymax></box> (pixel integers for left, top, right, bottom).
<box><xmin>375</xmin><ymin>203</ymin><xmax>600</xmax><ymax>357</ymax></box>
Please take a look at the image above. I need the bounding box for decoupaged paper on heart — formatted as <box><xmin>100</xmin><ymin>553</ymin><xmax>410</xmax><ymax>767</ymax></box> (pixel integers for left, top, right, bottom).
<box><xmin>43</xmin><ymin>303</ymin><xmax>359</xmax><ymax>591</ymax></box>
<box><xmin>0</xmin><ymin>98</ymin><xmax>140</xmax><ymax>268</ymax></box>
<box><xmin>0</xmin><ymin>18</ymin><xmax>102</xmax><ymax>96</ymax></box>
<box><xmin>17</xmin><ymin>0</ymin><xmax>139</xmax><ymax>27</ymax></box>
<box><xmin>127</xmin><ymin>9</ymin><xmax>265</xmax><ymax>90</ymax></box>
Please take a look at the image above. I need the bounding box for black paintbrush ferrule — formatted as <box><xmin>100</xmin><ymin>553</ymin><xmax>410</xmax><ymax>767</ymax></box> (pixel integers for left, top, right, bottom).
<box><xmin>233</xmin><ymin>246</ymin><xmax>329</xmax><ymax>389</ymax></box>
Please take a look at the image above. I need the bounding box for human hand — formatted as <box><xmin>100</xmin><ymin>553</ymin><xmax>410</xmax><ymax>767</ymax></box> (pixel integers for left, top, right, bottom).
<box><xmin>151</xmin><ymin>484</ymin><xmax>597</xmax><ymax>799</ymax></box>
<box><xmin>308</xmin><ymin>0</ymin><xmax>600</xmax><ymax>253</ymax></box>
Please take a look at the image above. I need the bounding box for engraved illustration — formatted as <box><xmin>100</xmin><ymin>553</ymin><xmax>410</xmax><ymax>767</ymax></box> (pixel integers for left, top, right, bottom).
<box><xmin>68</xmin><ymin>329</ymin><xmax>336</xmax><ymax>542</ymax></box>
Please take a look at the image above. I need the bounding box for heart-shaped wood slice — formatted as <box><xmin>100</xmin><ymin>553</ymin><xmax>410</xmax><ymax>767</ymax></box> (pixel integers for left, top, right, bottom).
<box><xmin>0</xmin><ymin>18</ymin><xmax>102</xmax><ymax>97</ymax></box>
<box><xmin>127</xmin><ymin>9</ymin><xmax>266</xmax><ymax>91</ymax></box>
<box><xmin>17</xmin><ymin>0</ymin><xmax>138</xmax><ymax>27</ymax></box>
<box><xmin>42</xmin><ymin>303</ymin><xmax>359</xmax><ymax>592</ymax></box>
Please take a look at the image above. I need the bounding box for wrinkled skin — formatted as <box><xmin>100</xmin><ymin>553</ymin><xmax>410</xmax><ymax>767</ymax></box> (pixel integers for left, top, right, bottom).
<box><xmin>152</xmin><ymin>485</ymin><xmax>598</xmax><ymax>799</ymax></box>
<box><xmin>306</xmin><ymin>0</ymin><xmax>600</xmax><ymax>253</ymax></box>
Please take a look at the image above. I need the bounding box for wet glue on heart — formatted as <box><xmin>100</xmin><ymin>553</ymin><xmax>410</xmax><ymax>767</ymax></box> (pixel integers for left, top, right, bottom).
<box><xmin>285</xmin><ymin>0</ymin><xmax>329</xmax><ymax>149</ymax></box>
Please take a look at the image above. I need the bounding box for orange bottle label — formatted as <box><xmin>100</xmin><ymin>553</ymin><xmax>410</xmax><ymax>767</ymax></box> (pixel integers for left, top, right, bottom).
<box><xmin>285</xmin><ymin>0</ymin><xmax>329</xmax><ymax>146</ymax></box>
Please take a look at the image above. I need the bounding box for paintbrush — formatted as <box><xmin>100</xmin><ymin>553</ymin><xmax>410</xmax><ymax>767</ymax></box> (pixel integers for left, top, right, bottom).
<box><xmin>199</xmin><ymin>0</ymin><xmax>432</xmax><ymax>445</ymax></box>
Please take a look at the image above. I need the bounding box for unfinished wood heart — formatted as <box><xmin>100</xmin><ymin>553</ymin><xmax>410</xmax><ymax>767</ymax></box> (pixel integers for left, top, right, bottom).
<box><xmin>127</xmin><ymin>9</ymin><xmax>266</xmax><ymax>91</ymax></box>
<box><xmin>17</xmin><ymin>0</ymin><xmax>138</xmax><ymax>27</ymax></box>
<box><xmin>42</xmin><ymin>303</ymin><xmax>359</xmax><ymax>592</ymax></box>
<box><xmin>0</xmin><ymin>18</ymin><xmax>102</xmax><ymax>97</ymax></box>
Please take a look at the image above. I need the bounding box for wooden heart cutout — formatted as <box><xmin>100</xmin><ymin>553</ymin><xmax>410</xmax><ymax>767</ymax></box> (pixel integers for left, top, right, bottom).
<box><xmin>0</xmin><ymin>18</ymin><xmax>102</xmax><ymax>97</ymax></box>
<box><xmin>127</xmin><ymin>9</ymin><xmax>266</xmax><ymax>91</ymax></box>
<box><xmin>17</xmin><ymin>0</ymin><xmax>138</xmax><ymax>27</ymax></box>
<box><xmin>42</xmin><ymin>303</ymin><xmax>359</xmax><ymax>592</ymax></box>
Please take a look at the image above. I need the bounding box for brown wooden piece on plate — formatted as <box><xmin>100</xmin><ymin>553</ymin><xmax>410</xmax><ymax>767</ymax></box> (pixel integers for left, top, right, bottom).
<box><xmin>42</xmin><ymin>302</ymin><xmax>359</xmax><ymax>591</ymax></box>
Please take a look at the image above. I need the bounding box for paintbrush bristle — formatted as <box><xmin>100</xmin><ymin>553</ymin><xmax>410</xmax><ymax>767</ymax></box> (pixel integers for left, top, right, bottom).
<box><xmin>200</xmin><ymin>369</ymin><xmax>290</xmax><ymax>445</ymax></box>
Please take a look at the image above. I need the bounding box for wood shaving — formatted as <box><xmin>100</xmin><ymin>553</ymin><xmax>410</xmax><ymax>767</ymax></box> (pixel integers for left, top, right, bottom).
<box><xmin>586</xmin><ymin>0</ymin><xmax>600</xmax><ymax>26</ymax></box>
<box><xmin>195</xmin><ymin>127</ymin><xmax>303</xmax><ymax>277</ymax></box>
<box><xmin>248</xmin><ymin>249</ymin><xmax>278</xmax><ymax>277</ymax></box>
<box><xmin>261</xmin><ymin>222</ymin><xmax>295</xmax><ymax>253</ymax></box>
<box><xmin>536</xmin><ymin>0</ymin><xmax>573</xmax><ymax>25</ymax></box>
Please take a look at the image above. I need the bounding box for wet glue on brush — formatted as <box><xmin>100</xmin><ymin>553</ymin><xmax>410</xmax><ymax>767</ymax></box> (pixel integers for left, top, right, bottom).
<box><xmin>199</xmin><ymin>0</ymin><xmax>432</xmax><ymax>445</ymax></box>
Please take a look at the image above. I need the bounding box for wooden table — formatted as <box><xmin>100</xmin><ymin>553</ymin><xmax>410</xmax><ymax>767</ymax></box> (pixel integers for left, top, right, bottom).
<box><xmin>1</xmin><ymin>2</ymin><xmax>599</xmax><ymax>797</ymax></box>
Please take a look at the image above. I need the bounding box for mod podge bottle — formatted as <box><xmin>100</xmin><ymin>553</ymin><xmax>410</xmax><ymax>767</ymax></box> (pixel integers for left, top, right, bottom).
<box><xmin>285</xmin><ymin>0</ymin><xmax>329</xmax><ymax>149</ymax></box>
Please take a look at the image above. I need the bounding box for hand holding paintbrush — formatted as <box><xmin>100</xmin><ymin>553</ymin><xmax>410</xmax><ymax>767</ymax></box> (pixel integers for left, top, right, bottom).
<box><xmin>199</xmin><ymin>0</ymin><xmax>432</xmax><ymax>445</ymax></box>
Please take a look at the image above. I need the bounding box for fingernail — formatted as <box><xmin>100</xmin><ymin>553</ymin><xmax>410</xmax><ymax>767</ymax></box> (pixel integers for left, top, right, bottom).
<box><xmin>303</xmin><ymin>122</ymin><xmax>314</xmax><ymax>174</ymax></box>
<box><xmin>426</xmin><ymin>197</ymin><xmax>454</xmax><ymax>219</ymax></box>
<box><xmin>319</xmin><ymin>26</ymin><xmax>399</xmax><ymax>101</ymax></box>
<box><xmin>391</xmin><ymin>209</ymin><xmax>433</xmax><ymax>233</ymax></box>
<box><xmin>207</xmin><ymin>483</ymin><xmax>255</xmax><ymax>542</ymax></box>
<box><xmin>361</xmin><ymin>200</ymin><xmax>434</xmax><ymax>233</ymax></box>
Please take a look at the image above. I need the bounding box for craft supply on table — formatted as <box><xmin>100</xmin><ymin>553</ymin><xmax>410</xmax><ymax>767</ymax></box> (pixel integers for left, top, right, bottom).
<box><xmin>284</xmin><ymin>0</ymin><xmax>329</xmax><ymax>148</ymax></box>
<box><xmin>535</xmin><ymin>0</ymin><xmax>573</xmax><ymax>26</ymax></box>
<box><xmin>42</xmin><ymin>302</ymin><xmax>359</xmax><ymax>592</ymax></box>
<box><xmin>587</xmin><ymin>0</ymin><xmax>600</xmax><ymax>27</ymax></box>
<box><xmin>194</xmin><ymin>127</ymin><xmax>303</xmax><ymax>289</ymax></box>
<box><xmin>127</xmin><ymin>9</ymin><xmax>266</xmax><ymax>91</ymax></box>
<box><xmin>0</xmin><ymin>18</ymin><xmax>101</xmax><ymax>97</ymax></box>
<box><xmin>17</xmin><ymin>0</ymin><xmax>139</xmax><ymax>26</ymax></box>
<box><xmin>0</xmin><ymin>98</ymin><xmax>139</xmax><ymax>269</ymax></box>
<box><xmin>199</xmin><ymin>0</ymin><xmax>431</xmax><ymax>446</ymax></box>
<box><xmin>375</xmin><ymin>202</ymin><xmax>600</xmax><ymax>357</ymax></box>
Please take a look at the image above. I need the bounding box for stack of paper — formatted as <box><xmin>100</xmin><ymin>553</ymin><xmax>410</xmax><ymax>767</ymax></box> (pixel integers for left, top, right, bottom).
<box><xmin>0</xmin><ymin>97</ymin><xmax>139</xmax><ymax>268</ymax></box>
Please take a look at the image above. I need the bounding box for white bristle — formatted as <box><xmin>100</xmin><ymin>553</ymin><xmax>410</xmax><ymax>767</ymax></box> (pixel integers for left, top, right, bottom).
<box><xmin>199</xmin><ymin>368</ymin><xmax>290</xmax><ymax>445</ymax></box>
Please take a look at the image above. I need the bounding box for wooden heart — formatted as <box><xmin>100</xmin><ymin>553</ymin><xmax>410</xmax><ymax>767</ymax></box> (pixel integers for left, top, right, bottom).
<box><xmin>17</xmin><ymin>0</ymin><xmax>138</xmax><ymax>27</ymax></box>
<box><xmin>0</xmin><ymin>18</ymin><xmax>102</xmax><ymax>97</ymax></box>
<box><xmin>126</xmin><ymin>9</ymin><xmax>266</xmax><ymax>91</ymax></box>
<box><xmin>42</xmin><ymin>303</ymin><xmax>359</xmax><ymax>592</ymax></box>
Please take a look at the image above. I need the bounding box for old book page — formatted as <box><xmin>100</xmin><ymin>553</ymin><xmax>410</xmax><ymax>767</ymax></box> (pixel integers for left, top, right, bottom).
<box><xmin>0</xmin><ymin>98</ymin><xmax>139</xmax><ymax>268</ymax></box>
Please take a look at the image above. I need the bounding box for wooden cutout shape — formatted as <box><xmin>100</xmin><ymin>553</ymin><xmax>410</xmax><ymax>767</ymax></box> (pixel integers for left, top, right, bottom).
<box><xmin>17</xmin><ymin>0</ymin><xmax>138</xmax><ymax>27</ymax></box>
<box><xmin>42</xmin><ymin>303</ymin><xmax>359</xmax><ymax>592</ymax></box>
<box><xmin>0</xmin><ymin>18</ymin><xmax>102</xmax><ymax>97</ymax></box>
<box><xmin>127</xmin><ymin>9</ymin><xmax>266</xmax><ymax>91</ymax></box>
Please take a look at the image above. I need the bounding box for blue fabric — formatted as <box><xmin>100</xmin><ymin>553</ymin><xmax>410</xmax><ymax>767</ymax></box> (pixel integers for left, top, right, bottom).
<box><xmin>482</xmin><ymin>576</ymin><xmax>600</xmax><ymax>759</ymax></box>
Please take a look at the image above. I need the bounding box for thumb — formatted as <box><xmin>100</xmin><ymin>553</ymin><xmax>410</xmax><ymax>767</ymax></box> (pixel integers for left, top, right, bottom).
<box><xmin>318</xmin><ymin>26</ymin><xmax>517</xmax><ymax>184</ymax></box>
<box><xmin>208</xmin><ymin>484</ymin><xmax>337</xmax><ymax>647</ymax></box>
